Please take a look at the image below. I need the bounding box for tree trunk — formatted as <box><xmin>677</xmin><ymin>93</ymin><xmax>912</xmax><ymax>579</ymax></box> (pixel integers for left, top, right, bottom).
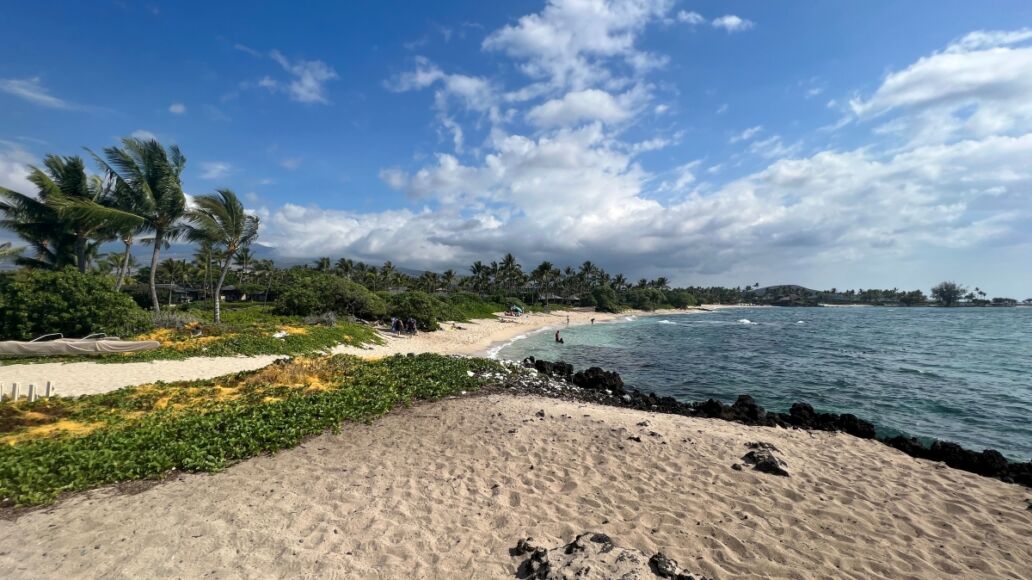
<box><xmin>149</xmin><ymin>231</ymin><xmax>162</xmax><ymax>313</ymax></box>
<box><xmin>115</xmin><ymin>238</ymin><xmax>132</xmax><ymax>291</ymax></box>
<box><xmin>75</xmin><ymin>235</ymin><xmax>88</xmax><ymax>273</ymax></box>
<box><xmin>213</xmin><ymin>259</ymin><xmax>232</xmax><ymax>324</ymax></box>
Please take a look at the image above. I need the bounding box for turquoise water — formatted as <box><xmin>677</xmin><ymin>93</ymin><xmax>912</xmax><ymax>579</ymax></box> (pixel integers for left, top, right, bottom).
<box><xmin>498</xmin><ymin>307</ymin><xmax>1032</xmax><ymax>461</ymax></box>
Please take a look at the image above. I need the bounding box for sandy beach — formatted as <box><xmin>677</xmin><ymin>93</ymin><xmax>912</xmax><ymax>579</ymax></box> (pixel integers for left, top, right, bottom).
<box><xmin>2</xmin><ymin>393</ymin><xmax>1029</xmax><ymax>579</ymax></box>
<box><xmin>0</xmin><ymin>308</ymin><xmax>700</xmax><ymax>398</ymax></box>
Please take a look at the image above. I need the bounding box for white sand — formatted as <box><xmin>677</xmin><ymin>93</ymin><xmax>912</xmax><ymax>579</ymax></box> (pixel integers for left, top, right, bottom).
<box><xmin>0</xmin><ymin>355</ymin><xmax>283</xmax><ymax>398</ymax></box>
<box><xmin>333</xmin><ymin>307</ymin><xmax>660</xmax><ymax>359</ymax></box>
<box><xmin>2</xmin><ymin>394</ymin><xmax>1029</xmax><ymax>579</ymax></box>
<box><xmin>0</xmin><ymin>308</ymin><xmax>708</xmax><ymax>398</ymax></box>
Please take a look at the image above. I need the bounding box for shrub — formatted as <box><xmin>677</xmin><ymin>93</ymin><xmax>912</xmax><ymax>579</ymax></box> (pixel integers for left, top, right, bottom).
<box><xmin>387</xmin><ymin>291</ymin><xmax>441</xmax><ymax>330</ymax></box>
<box><xmin>591</xmin><ymin>286</ymin><xmax>621</xmax><ymax>313</ymax></box>
<box><xmin>668</xmin><ymin>290</ymin><xmax>698</xmax><ymax>309</ymax></box>
<box><xmin>625</xmin><ymin>287</ymin><xmax>667</xmax><ymax>311</ymax></box>
<box><xmin>0</xmin><ymin>269</ymin><xmax>148</xmax><ymax>340</ymax></box>
<box><xmin>273</xmin><ymin>271</ymin><xmax>386</xmax><ymax>320</ymax></box>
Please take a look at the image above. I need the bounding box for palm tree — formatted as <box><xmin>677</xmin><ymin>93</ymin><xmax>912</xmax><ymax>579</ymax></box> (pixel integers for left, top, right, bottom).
<box><xmin>531</xmin><ymin>261</ymin><xmax>557</xmax><ymax>307</ymax></box>
<box><xmin>234</xmin><ymin>247</ymin><xmax>255</xmax><ymax>271</ymax></box>
<box><xmin>653</xmin><ymin>276</ymin><xmax>670</xmax><ymax>290</ymax></box>
<box><xmin>469</xmin><ymin>261</ymin><xmax>488</xmax><ymax>295</ymax></box>
<box><xmin>418</xmin><ymin>271</ymin><xmax>439</xmax><ymax>293</ymax></box>
<box><xmin>335</xmin><ymin>257</ymin><xmax>354</xmax><ymax>278</ymax></box>
<box><xmin>0</xmin><ymin>155</ymin><xmax>132</xmax><ymax>271</ymax></box>
<box><xmin>313</xmin><ymin>257</ymin><xmax>331</xmax><ymax>272</ymax></box>
<box><xmin>185</xmin><ymin>189</ymin><xmax>260</xmax><ymax>323</ymax></box>
<box><xmin>91</xmin><ymin>138</ymin><xmax>187</xmax><ymax>313</ymax></box>
<box><xmin>157</xmin><ymin>258</ymin><xmax>189</xmax><ymax>306</ymax></box>
<box><xmin>441</xmin><ymin>269</ymin><xmax>457</xmax><ymax>290</ymax></box>
<box><xmin>380</xmin><ymin>261</ymin><xmax>397</xmax><ymax>290</ymax></box>
<box><xmin>193</xmin><ymin>240</ymin><xmax>217</xmax><ymax>300</ymax></box>
<box><xmin>612</xmin><ymin>273</ymin><xmax>628</xmax><ymax>292</ymax></box>
<box><xmin>254</xmin><ymin>259</ymin><xmax>276</xmax><ymax>304</ymax></box>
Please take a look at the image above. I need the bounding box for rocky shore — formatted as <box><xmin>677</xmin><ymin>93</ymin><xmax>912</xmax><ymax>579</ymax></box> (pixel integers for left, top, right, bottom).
<box><xmin>479</xmin><ymin>356</ymin><xmax>1032</xmax><ymax>488</ymax></box>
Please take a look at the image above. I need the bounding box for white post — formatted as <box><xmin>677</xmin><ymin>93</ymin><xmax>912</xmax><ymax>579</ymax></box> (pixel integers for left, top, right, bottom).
<box><xmin>28</xmin><ymin>384</ymin><xmax>37</xmax><ymax>402</ymax></box>
<box><xmin>45</xmin><ymin>381</ymin><xmax>54</xmax><ymax>398</ymax></box>
<box><xmin>13</xmin><ymin>382</ymin><xmax>20</xmax><ymax>401</ymax></box>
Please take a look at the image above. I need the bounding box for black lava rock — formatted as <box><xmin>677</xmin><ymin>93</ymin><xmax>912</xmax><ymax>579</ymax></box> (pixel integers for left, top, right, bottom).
<box><xmin>571</xmin><ymin>367</ymin><xmax>625</xmax><ymax>394</ymax></box>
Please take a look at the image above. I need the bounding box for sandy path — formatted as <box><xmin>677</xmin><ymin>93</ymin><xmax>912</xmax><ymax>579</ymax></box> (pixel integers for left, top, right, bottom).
<box><xmin>0</xmin><ymin>356</ymin><xmax>283</xmax><ymax>397</ymax></box>
<box><xmin>2</xmin><ymin>394</ymin><xmax>1029</xmax><ymax>579</ymax></box>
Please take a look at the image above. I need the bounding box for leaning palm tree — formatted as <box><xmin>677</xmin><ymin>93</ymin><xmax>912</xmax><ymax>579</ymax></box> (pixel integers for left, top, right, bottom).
<box><xmin>91</xmin><ymin>137</ymin><xmax>187</xmax><ymax>313</ymax></box>
<box><xmin>0</xmin><ymin>155</ymin><xmax>115</xmax><ymax>271</ymax></box>
<box><xmin>185</xmin><ymin>189</ymin><xmax>260</xmax><ymax>323</ymax></box>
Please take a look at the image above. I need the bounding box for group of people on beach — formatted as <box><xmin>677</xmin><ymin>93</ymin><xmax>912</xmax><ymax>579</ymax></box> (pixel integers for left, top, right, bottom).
<box><xmin>390</xmin><ymin>317</ymin><xmax>418</xmax><ymax>335</ymax></box>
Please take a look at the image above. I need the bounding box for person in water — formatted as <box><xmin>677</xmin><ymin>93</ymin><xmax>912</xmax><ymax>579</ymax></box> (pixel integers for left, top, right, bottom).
<box><xmin>555</xmin><ymin>330</ymin><xmax>564</xmax><ymax>344</ymax></box>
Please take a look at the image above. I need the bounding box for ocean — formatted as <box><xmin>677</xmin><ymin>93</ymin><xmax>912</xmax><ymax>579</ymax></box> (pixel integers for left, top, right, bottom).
<box><xmin>496</xmin><ymin>306</ymin><xmax>1032</xmax><ymax>461</ymax></box>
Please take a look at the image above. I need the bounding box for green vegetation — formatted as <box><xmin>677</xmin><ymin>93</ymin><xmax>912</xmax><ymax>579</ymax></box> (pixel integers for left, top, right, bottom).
<box><xmin>273</xmin><ymin>270</ymin><xmax>387</xmax><ymax>319</ymax></box>
<box><xmin>0</xmin><ymin>303</ymin><xmax>380</xmax><ymax>365</ymax></box>
<box><xmin>931</xmin><ymin>281</ymin><xmax>966</xmax><ymax>307</ymax></box>
<box><xmin>0</xmin><ymin>354</ymin><xmax>503</xmax><ymax>506</ymax></box>
<box><xmin>183</xmin><ymin>189</ymin><xmax>260</xmax><ymax>323</ymax></box>
<box><xmin>0</xmin><ymin>269</ymin><xmax>148</xmax><ymax>340</ymax></box>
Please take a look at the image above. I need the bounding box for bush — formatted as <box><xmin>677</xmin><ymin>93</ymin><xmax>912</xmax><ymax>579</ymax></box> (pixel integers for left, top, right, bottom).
<box><xmin>591</xmin><ymin>286</ymin><xmax>621</xmax><ymax>313</ymax></box>
<box><xmin>625</xmin><ymin>287</ymin><xmax>666</xmax><ymax>311</ymax></box>
<box><xmin>0</xmin><ymin>269</ymin><xmax>149</xmax><ymax>340</ymax></box>
<box><xmin>273</xmin><ymin>271</ymin><xmax>386</xmax><ymax>320</ymax></box>
<box><xmin>667</xmin><ymin>290</ymin><xmax>698</xmax><ymax>309</ymax></box>
<box><xmin>387</xmin><ymin>292</ymin><xmax>442</xmax><ymax>330</ymax></box>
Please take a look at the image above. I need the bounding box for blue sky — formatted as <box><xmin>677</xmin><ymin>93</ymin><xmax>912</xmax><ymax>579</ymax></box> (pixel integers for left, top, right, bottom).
<box><xmin>2</xmin><ymin>1</ymin><xmax>1032</xmax><ymax>297</ymax></box>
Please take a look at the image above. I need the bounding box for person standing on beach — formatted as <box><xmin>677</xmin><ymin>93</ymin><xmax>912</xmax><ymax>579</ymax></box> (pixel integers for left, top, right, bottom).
<box><xmin>566</xmin><ymin>316</ymin><xmax>570</xmax><ymax>326</ymax></box>
<box><xmin>591</xmin><ymin>318</ymin><xmax>595</xmax><ymax>325</ymax></box>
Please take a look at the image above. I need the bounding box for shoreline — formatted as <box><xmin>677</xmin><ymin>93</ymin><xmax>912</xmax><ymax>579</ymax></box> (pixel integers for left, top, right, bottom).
<box><xmin>334</xmin><ymin>305</ymin><xmax>742</xmax><ymax>361</ymax></box>
<box><xmin>0</xmin><ymin>306</ymin><xmax>741</xmax><ymax>398</ymax></box>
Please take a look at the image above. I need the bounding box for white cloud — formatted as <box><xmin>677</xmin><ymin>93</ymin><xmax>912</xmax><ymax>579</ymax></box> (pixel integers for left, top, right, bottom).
<box><xmin>233</xmin><ymin>42</ymin><xmax>262</xmax><ymax>57</ymax></box>
<box><xmin>199</xmin><ymin>161</ymin><xmax>233</xmax><ymax>180</ymax></box>
<box><xmin>0</xmin><ymin>141</ymin><xmax>36</xmax><ymax>194</ymax></box>
<box><xmin>268</xmin><ymin>131</ymin><xmax>1032</xmax><ymax>284</ymax></box>
<box><xmin>849</xmin><ymin>30</ymin><xmax>1032</xmax><ymax>145</ymax></box>
<box><xmin>943</xmin><ymin>28</ymin><xmax>1032</xmax><ymax>54</ymax></box>
<box><xmin>526</xmin><ymin>87</ymin><xmax>643</xmax><ymax>128</ymax></box>
<box><xmin>711</xmin><ymin>15</ymin><xmax>754</xmax><ymax>33</ymax></box>
<box><xmin>482</xmin><ymin>0</ymin><xmax>673</xmax><ymax>90</ymax></box>
<box><xmin>279</xmin><ymin>157</ymin><xmax>302</xmax><ymax>170</ymax></box>
<box><xmin>379</xmin><ymin>167</ymin><xmax>408</xmax><ymax>189</ymax></box>
<box><xmin>131</xmin><ymin>129</ymin><xmax>158</xmax><ymax>141</ymax></box>
<box><xmin>730</xmin><ymin>125</ymin><xmax>763</xmax><ymax>143</ymax></box>
<box><xmin>0</xmin><ymin>77</ymin><xmax>72</xmax><ymax>109</ymax></box>
<box><xmin>677</xmin><ymin>11</ymin><xmax>704</xmax><ymax>25</ymax></box>
<box><xmin>260</xmin><ymin>19</ymin><xmax>1032</xmax><ymax>294</ymax></box>
<box><xmin>716</xmin><ymin>103</ymin><xmax>729</xmax><ymax>114</ymax></box>
<box><xmin>169</xmin><ymin>102</ymin><xmax>186</xmax><ymax>114</ymax></box>
<box><xmin>267</xmin><ymin>50</ymin><xmax>339</xmax><ymax>104</ymax></box>
<box><xmin>748</xmin><ymin>135</ymin><xmax>801</xmax><ymax>159</ymax></box>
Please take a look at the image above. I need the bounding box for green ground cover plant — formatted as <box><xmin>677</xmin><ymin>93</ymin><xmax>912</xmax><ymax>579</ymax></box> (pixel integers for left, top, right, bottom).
<box><xmin>0</xmin><ymin>354</ymin><xmax>503</xmax><ymax>506</ymax></box>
